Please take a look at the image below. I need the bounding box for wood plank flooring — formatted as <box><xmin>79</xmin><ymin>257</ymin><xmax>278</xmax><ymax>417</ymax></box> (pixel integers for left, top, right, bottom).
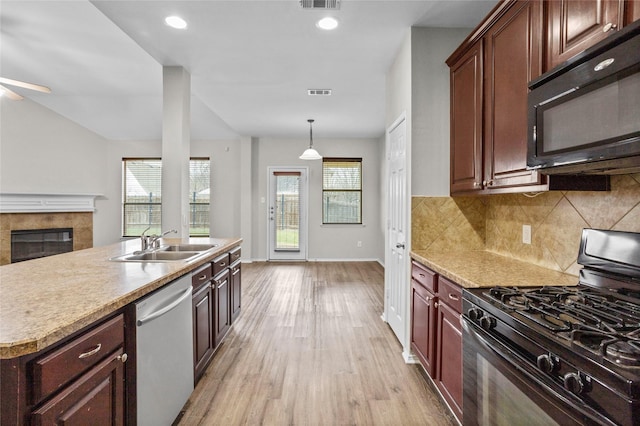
<box><xmin>178</xmin><ymin>262</ymin><xmax>455</xmax><ymax>426</ymax></box>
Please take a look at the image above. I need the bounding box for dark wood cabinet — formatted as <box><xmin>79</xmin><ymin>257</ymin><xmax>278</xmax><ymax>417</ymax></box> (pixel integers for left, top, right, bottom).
<box><xmin>0</xmin><ymin>314</ymin><xmax>127</xmax><ymax>425</ymax></box>
<box><xmin>31</xmin><ymin>348</ymin><xmax>125</xmax><ymax>425</ymax></box>
<box><xmin>214</xmin><ymin>268</ymin><xmax>231</xmax><ymax>347</ymax></box>
<box><xmin>450</xmin><ymin>41</ymin><xmax>484</xmax><ymax>193</ymax></box>
<box><xmin>192</xmin><ymin>264</ymin><xmax>215</xmax><ymax>384</ymax></box>
<box><xmin>627</xmin><ymin>0</ymin><xmax>640</xmax><ymax>23</ymax></box>
<box><xmin>435</xmin><ymin>277</ymin><xmax>463</xmax><ymax>422</ymax></box>
<box><xmin>410</xmin><ymin>261</ymin><xmax>463</xmax><ymax>423</ymax></box>
<box><xmin>230</xmin><ymin>259</ymin><xmax>242</xmax><ymax>322</ymax></box>
<box><xmin>410</xmin><ymin>262</ymin><xmax>438</xmax><ymax>376</ymax></box>
<box><xmin>484</xmin><ymin>0</ymin><xmax>543</xmax><ymax>190</ymax></box>
<box><xmin>448</xmin><ymin>0</ymin><xmax>545</xmax><ymax>195</ymax></box>
<box><xmin>546</xmin><ymin>0</ymin><xmax>623</xmax><ymax>70</ymax></box>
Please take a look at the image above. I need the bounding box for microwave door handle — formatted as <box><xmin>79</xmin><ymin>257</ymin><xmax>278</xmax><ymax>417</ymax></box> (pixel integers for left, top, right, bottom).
<box><xmin>538</xmin><ymin>87</ymin><xmax>578</xmax><ymax>106</ymax></box>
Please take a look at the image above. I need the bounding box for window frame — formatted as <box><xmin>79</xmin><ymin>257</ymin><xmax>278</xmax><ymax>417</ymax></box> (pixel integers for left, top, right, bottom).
<box><xmin>322</xmin><ymin>157</ymin><xmax>363</xmax><ymax>225</ymax></box>
<box><xmin>121</xmin><ymin>157</ymin><xmax>211</xmax><ymax>238</ymax></box>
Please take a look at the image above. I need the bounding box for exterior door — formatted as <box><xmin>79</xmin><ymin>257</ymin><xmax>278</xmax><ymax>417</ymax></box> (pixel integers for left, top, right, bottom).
<box><xmin>384</xmin><ymin>115</ymin><xmax>409</xmax><ymax>352</ymax></box>
<box><xmin>268</xmin><ymin>167</ymin><xmax>308</xmax><ymax>261</ymax></box>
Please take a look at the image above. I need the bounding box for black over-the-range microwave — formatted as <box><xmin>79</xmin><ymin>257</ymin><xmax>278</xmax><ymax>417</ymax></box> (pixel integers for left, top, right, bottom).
<box><xmin>527</xmin><ymin>19</ymin><xmax>640</xmax><ymax>175</ymax></box>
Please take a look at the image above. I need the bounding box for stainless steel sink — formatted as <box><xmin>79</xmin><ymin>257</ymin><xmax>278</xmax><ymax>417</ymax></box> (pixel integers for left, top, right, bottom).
<box><xmin>159</xmin><ymin>244</ymin><xmax>218</xmax><ymax>252</ymax></box>
<box><xmin>109</xmin><ymin>242</ymin><xmax>219</xmax><ymax>263</ymax></box>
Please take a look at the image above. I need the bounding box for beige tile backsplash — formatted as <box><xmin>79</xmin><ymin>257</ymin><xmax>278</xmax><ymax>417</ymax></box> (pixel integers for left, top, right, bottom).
<box><xmin>412</xmin><ymin>174</ymin><xmax>640</xmax><ymax>276</ymax></box>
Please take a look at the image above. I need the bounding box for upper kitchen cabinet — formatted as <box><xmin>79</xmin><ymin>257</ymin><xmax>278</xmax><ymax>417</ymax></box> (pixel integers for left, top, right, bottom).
<box><xmin>448</xmin><ymin>0</ymin><xmax>546</xmax><ymax>195</ymax></box>
<box><xmin>545</xmin><ymin>0</ymin><xmax>638</xmax><ymax>70</ymax></box>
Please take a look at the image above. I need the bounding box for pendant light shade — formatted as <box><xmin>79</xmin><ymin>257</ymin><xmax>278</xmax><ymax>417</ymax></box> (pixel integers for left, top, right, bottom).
<box><xmin>300</xmin><ymin>119</ymin><xmax>322</xmax><ymax>160</ymax></box>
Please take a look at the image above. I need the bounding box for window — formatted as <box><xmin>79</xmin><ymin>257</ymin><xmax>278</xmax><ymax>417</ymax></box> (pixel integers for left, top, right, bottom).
<box><xmin>322</xmin><ymin>158</ymin><xmax>362</xmax><ymax>224</ymax></box>
<box><xmin>189</xmin><ymin>158</ymin><xmax>211</xmax><ymax>237</ymax></box>
<box><xmin>122</xmin><ymin>158</ymin><xmax>211</xmax><ymax>237</ymax></box>
<box><xmin>123</xmin><ymin>158</ymin><xmax>162</xmax><ymax>237</ymax></box>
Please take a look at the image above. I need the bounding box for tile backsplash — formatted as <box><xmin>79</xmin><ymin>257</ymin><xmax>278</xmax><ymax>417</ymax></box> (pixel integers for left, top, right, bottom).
<box><xmin>412</xmin><ymin>174</ymin><xmax>640</xmax><ymax>276</ymax></box>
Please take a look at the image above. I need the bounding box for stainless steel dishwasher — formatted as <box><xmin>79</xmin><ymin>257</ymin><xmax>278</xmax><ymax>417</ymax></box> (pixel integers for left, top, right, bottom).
<box><xmin>136</xmin><ymin>274</ymin><xmax>193</xmax><ymax>426</ymax></box>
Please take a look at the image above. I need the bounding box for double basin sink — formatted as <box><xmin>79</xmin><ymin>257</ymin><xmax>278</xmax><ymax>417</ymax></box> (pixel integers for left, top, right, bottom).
<box><xmin>110</xmin><ymin>243</ymin><xmax>218</xmax><ymax>263</ymax></box>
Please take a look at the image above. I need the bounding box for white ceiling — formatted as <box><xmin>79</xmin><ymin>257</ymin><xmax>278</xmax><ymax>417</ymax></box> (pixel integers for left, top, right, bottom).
<box><xmin>0</xmin><ymin>0</ymin><xmax>498</xmax><ymax>140</ymax></box>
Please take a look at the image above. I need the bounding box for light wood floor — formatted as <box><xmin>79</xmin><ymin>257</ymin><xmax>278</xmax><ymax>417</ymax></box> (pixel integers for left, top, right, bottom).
<box><xmin>179</xmin><ymin>262</ymin><xmax>455</xmax><ymax>426</ymax></box>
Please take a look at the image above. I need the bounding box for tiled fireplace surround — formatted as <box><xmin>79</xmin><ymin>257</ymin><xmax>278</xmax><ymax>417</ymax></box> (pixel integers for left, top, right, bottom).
<box><xmin>0</xmin><ymin>213</ymin><xmax>93</xmax><ymax>265</ymax></box>
<box><xmin>412</xmin><ymin>174</ymin><xmax>640</xmax><ymax>277</ymax></box>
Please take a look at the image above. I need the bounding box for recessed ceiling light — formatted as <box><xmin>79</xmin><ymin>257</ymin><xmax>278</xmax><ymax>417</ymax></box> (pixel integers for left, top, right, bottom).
<box><xmin>317</xmin><ymin>17</ymin><xmax>338</xmax><ymax>30</ymax></box>
<box><xmin>165</xmin><ymin>16</ymin><xmax>187</xmax><ymax>30</ymax></box>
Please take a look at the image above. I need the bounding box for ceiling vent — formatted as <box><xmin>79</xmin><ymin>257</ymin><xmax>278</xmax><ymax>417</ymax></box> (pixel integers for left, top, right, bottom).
<box><xmin>300</xmin><ymin>0</ymin><xmax>340</xmax><ymax>10</ymax></box>
<box><xmin>308</xmin><ymin>89</ymin><xmax>332</xmax><ymax>96</ymax></box>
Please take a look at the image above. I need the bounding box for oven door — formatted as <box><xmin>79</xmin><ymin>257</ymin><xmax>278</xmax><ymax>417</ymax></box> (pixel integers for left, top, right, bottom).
<box><xmin>463</xmin><ymin>318</ymin><xmax>614</xmax><ymax>426</ymax></box>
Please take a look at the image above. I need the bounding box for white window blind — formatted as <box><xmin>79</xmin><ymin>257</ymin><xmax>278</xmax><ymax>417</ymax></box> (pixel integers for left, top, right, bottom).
<box><xmin>322</xmin><ymin>158</ymin><xmax>362</xmax><ymax>224</ymax></box>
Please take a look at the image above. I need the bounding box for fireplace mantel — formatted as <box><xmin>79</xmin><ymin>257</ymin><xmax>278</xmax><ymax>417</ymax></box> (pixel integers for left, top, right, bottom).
<box><xmin>0</xmin><ymin>193</ymin><xmax>101</xmax><ymax>213</ymax></box>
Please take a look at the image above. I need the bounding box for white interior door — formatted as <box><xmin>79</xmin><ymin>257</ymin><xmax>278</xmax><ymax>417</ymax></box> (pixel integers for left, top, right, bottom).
<box><xmin>384</xmin><ymin>115</ymin><xmax>408</xmax><ymax>349</ymax></box>
<box><xmin>268</xmin><ymin>167</ymin><xmax>308</xmax><ymax>261</ymax></box>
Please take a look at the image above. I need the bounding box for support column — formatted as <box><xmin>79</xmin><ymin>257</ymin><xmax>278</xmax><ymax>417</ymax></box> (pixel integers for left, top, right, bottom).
<box><xmin>239</xmin><ymin>136</ymin><xmax>253</xmax><ymax>260</ymax></box>
<box><xmin>162</xmin><ymin>66</ymin><xmax>190</xmax><ymax>237</ymax></box>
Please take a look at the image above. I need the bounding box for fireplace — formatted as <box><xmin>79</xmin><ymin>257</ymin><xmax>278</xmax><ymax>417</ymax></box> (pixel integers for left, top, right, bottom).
<box><xmin>11</xmin><ymin>228</ymin><xmax>74</xmax><ymax>263</ymax></box>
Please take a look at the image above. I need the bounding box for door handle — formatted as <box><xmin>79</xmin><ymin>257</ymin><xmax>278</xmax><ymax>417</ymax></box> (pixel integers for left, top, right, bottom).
<box><xmin>396</xmin><ymin>243</ymin><xmax>405</xmax><ymax>249</ymax></box>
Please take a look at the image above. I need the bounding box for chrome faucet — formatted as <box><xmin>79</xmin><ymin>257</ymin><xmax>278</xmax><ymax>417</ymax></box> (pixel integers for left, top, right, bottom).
<box><xmin>147</xmin><ymin>229</ymin><xmax>177</xmax><ymax>249</ymax></box>
<box><xmin>140</xmin><ymin>227</ymin><xmax>151</xmax><ymax>251</ymax></box>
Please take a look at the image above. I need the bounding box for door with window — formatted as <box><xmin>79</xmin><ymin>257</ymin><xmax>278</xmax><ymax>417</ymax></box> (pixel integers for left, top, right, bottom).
<box><xmin>268</xmin><ymin>167</ymin><xmax>308</xmax><ymax>261</ymax></box>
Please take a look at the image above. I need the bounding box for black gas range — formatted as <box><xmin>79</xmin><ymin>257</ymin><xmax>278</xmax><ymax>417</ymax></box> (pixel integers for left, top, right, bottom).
<box><xmin>462</xmin><ymin>229</ymin><xmax>640</xmax><ymax>426</ymax></box>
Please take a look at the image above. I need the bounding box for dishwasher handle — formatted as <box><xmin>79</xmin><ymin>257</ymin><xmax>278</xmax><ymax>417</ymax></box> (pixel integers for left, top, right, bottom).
<box><xmin>137</xmin><ymin>286</ymin><xmax>192</xmax><ymax>326</ymax></box>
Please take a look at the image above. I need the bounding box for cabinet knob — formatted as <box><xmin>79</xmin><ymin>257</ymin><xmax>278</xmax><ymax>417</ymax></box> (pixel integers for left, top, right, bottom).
<box><xmin>434</xmin><ymin>301</ymin><xmax>439</xmax><ymax>308</ymax></box>
<box><xmin>603</xmin><ymin>22</ymin><xmax>617</xmax><ymax>32</ymax></box>
<box><xmin>117</xmin><ymin>353</ymin><xmax>128</xmax><ymax>363</ymax></box>
<box><xmin>473</xmin><ymin>181</ymin><xmax>481</xmax><ymax>188</ymax></box>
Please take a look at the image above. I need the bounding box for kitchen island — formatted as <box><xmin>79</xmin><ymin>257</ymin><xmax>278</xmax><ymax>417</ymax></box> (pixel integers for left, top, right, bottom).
<box><xmin>0</xmin><ymin>236</ymin><xmax>241</xmax><ymax>424</ymax></box>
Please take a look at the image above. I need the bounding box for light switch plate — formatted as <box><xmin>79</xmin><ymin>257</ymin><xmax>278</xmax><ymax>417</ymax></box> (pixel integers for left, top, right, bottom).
<box><xmin>522</xmin><ymin>224</ymin><xmax>532</xmax><ymax>244</ymax></box>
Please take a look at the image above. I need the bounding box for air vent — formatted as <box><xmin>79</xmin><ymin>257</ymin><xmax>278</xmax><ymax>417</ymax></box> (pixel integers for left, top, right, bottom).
<box><xmin>308</xmin><ymin>89</ymin><xmax>332</xmax><ymax>96</ymax></box>
<box><xmin>300</xmin><ymin>0</ymin><xmax>340</xmax><ymax>10</ymax></box>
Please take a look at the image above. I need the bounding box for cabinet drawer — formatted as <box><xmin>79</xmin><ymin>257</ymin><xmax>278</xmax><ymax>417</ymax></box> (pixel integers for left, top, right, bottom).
<box><xmin>411</xmin><ymin>261</ymin><xmax>437</xmax><ymax>293</ymax></box>
<box><xmin>229</xmin><ymin>246</ymin><xmax>241</xmax><ymax>263</ymax></box>
<box><xmin>31</xmin><ymin>314</ymin><xmax>124</xmax><ymax>404</ymax></box>
<box><xmin>412</xmin><ymin>278</ymin><xmax>435</xmax><ymax>302</ymax></box>
<box><xmin>439</xmin><ymin>277</ymin><xmax>462</xmax><ymax>314</ymax></box>
<box><xmin>212</xmin><ymin>253</ymin><xmax>230</xmax><ymax>276</ymax></box>
<box><xmin>192</xmin><ymin>263</ymin><xmax>212</xmax><ymax>291</ymax></box>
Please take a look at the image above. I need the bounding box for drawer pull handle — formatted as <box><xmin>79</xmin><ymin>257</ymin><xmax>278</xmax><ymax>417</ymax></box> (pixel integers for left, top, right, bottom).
<box><xmin>419</xmin><ymin>273</ymin><xmax>425</xmax><ymax>278</ymax></box>
<box><xmin>449</xmin><ymin>293</ymin><xmax>460</xmax><ymax>301</ymax></box>
<box><xmin>220</xmin><ymin>262</ymin><xmax>226</xmax><ymax>267</ymax></box>
<box><xmin>78</xmin><ymin>343</ymin><xmax>102</xmax><ymax>359</ymax></box>
<box><xmin>198</xmin><ymin>274</ymin><xmax>208</xmax><ymax>281</ymax></box>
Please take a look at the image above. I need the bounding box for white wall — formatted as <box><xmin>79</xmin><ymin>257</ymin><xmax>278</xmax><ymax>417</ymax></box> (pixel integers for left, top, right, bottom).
<box><xmin>0</xmin><ymin>97</ymin><xmax>110</xmax><ymax>243</ymax></box>
<box><xmin>100</xmin><ymin>138</ymin><xmax>242</xmax><ymax>246</ymax></box>
<box><xmin>253</xmin><ymin>137</ymin><xmax>383</xmax><ymax>261</ymax></box>
<box><xmin>410</xmin><ymin>27</ymin><xmax>469</xmax><ymax>196</ymax></box>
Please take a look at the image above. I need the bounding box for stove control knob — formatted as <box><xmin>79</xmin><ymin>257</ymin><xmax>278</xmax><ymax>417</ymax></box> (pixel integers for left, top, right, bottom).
<box><xmin>479</xmin><ymin>316</ymin><xmax>497</xmax><ymax>331</ymax></box>
<box><xmin>563</xmin><ymin>372</ymin><xmax>585</xmax><ymax>395</ymax></box>
<box><xmin>536</xmin><ymin>354</ymin><xmax>558</xmax><ymax>374</ymax></box>
<box><xmin>467</xmin><ymin>308</ymin><xmax>483</xmax><ymax>321</ymax></box>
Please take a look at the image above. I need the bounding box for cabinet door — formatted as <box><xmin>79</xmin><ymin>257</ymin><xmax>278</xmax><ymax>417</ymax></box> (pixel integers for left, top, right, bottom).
<box><xmin>411</xmin><ymin>281</ymin><xmax>436</xmax><ymax>377</ymax></box>
<box><xmin>484</xmin><ymin>0</ymin><xmax>544</xmax><ymax>190</ymax></box>
<box><xmin>193</xmin><ymin>284</ymin><xmax>214</xmax><ymax>383</ymax></box>
<box><xmin>626</xmin><ymin>0</ymin><xmax>640</xmax><ymax>24</ymax></box>
<box><xmin>450</xmin><ymin>40</ymin><xmax>484</xmax><ymax>194</ymax></box>
<box><xmin>546</xmin><ymin>0</ymin><xmax>623</xmax><ymax>70</ymax></box>
<box><xmin>214</xmin><ymin>269</ymin><xmax>231</xmax><ymax>347</ymax></box>
<box><xmin>436</xmin><ymin>301</ymin><xmax>462</xmax><ymax>422</ymax></box>
<box><xmin>31</xmin><ymin>349</ymin><xmax>125</xmax><ymax>425</ymax></box>
<box><xmin>230</xmin><ymin>262</ymin><xmax>241</xmax><ymax>322</ymax></box>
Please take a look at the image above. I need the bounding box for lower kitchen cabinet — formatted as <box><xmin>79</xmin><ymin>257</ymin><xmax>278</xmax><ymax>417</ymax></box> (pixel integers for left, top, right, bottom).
<box><xmin>192</xmin><ymin>263</ymin><xmax>215</xmax><ymax>384</ymax></box>
<box><xmin>230</xmin><ymin>259</ymin><xmax>242</xmax><ymax>322</ymax></box>
<box><xmin>214</xmin><ymin>268</ymin><xmax>231</xmax><ymax>347</ymax></box>
<box><xmin>0</xmin><ymin>313</ymin><xmax>127</xmax><ymax>425</ymax></box>
<box><xmin>411</xmin><ymin>261</ymin><xmax>463</xmax><ymax>423</ymax></box>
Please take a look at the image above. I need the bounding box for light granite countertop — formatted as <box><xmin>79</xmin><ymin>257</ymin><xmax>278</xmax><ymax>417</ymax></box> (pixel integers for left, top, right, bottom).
<box><xmin>0</xmin><ymin>237</ymin><xmax>241</xmax><ymax>359</ymax></box>
<box><xmin>411</xmin><ymin>250</ymin><xmax>578</xmax><ymax>289</ymax></box>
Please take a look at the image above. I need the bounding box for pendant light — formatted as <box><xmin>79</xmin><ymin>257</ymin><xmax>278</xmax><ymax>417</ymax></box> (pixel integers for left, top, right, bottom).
<box><xmin>299</xmin><ymin>119</ymin><xmax>322</xmax><ymax>160</ymax></box>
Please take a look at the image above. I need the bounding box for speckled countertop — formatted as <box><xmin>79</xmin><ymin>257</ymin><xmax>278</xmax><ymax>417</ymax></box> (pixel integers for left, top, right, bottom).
<box><xmin>411</xmin><ymin>250</ymin><xmax>578</xmax><ymax>289</ymax></box>
<box><xmin>0</xmin><ymin>237</ymin><xmax>241</xmax><ymax>359</ymax></box>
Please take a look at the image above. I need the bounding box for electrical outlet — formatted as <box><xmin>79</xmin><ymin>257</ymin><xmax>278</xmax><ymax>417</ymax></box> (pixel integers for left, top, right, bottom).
<box><xmin>522</xmin><ymin>224</ymin><xmax>532</xmax><ymax>244</ymax></box>
<box><xmin>357</xmin><ymin>241</ymin><xmax>362</xmax><ymax>247</ymax></box>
